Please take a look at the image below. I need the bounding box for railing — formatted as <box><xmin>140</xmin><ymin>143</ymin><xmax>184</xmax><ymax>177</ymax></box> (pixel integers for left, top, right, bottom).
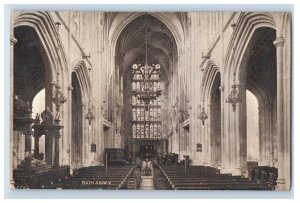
<box><xmin>119</xmin><ymin>164</ymin><xmax>139</xmax><ymax>189</ymax></box>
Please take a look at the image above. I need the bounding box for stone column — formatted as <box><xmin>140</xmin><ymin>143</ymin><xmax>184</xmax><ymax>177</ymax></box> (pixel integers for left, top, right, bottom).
<box><xmin>258</xmin><ymin>105</ymin><xmax>263</xmax><ymax>165</ymax></box>
<box><xmin>259</xmin><ymin>104</ymin><xmax>272</xmax><ymax>166</ymax></box>
<box><xmin>44</xmin><ymin>82</ymin><xmax>57</xmax><ymax>166</ymax></box>
<box><xmin>10</xmin><ymin>35</ymin><xmax>17</xmax><ymax>188</ymax></box>
<box><xmin>232</xmin><ymin>91</ymin><xmax>241</xmax><ymax>176</ymax></box>
<box><xmin>268</xmin><ymin>105</ymin><xmax>274</xmax><ymax>166</ymax></box>
<box><xmin>221</xmin><ymin>79</ymin><xmax>232</xmax><ymax>174</ymax></box>
<box><xmin>268</xmin><ymin>105</ymin><xmax>275</xmax><ymax>167</ymax></box>
<box><xmin>10</xmin><ymin>35</ymin><xmax>17</xmax><ymax>63</ymax></box>
<box><xmin>170</xmin><ymin>134</ymin><xmax>172</xmax><ymax>153</ymax></box>
<box><xmin>23</xmin><ymin>128</ymin><xmax>32</xmax><ymax>172</ymax></box>
<box><xmin>54</xmin><ymin>132</ymin><xmax>61</xmax><ymax>168</ymax></box>
<box><xmin>273</xmin><ymin>37</ymin><xmax>286</xmax><ymax>188</ymax></box>
<box><xmin>45</xmin><ymin>131</ymin><xmax>53</xmax><ymax>165</ymax></box>
<box><xmin>205</xmin><ymin>103</ymin><xmax>211</xmax><ymax>166</ymax></box>
<box><xmin>219</xmin><ymin>85</ymin><xmax>225</xmax><ymax>169</ymax></box>
<box><xmin>65</xmin><ymin>85</ymin><xmax>73</xmax><ymax>167</ymax></box>
<box><xmin>237</xmin><ymin>82</ymin><xmax>247</xmax><ymax>176</ymax></box>
<box><xmin>33</xmin><ymin>131</ymin><xmax>42</xmax><ymax>159</ymax></box>
<box><xmin>24</xmin><ymin>129</ymin><xmax>32</xmax><ymax>157</ymax></box>
<box><xmin>82</xmin><ymin>103</ymin><xmax>88</xmax><ymax>167</ymax></box>
<box><xmin>223</xmin><ymin>80</ymin><xmax>247</xmax><ymax>176</ymax></box>
<box><xmin>163</xmin><ymin>139</ymin><xmax>167</xmax><ymax>153</ymax></box>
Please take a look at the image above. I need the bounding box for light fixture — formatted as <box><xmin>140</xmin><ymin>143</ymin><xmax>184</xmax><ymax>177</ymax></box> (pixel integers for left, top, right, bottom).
<box><xmin>198</xmin><ymin>67</ymin><xmax>208</xmax><ymax>125</ymax></box>
<box><xmin>131</xmin><ymin>18</ymin><xmax>161</xmax><ymax>111</ymax></box>
<box><xmin>85</xmin><ymin>103</ymin><xmax>95</xmax><ymax>125</ymax></box>
<box><xmin>55</xmin><ymin>22</ymin><xmax>61</xmax><ymax>31</ymax></box>
<box><xmin>82</xmin><ymin>51</ymin><xmax>91</xmax><ymax>60</ymax></box>
<box><xmin>84</xmin><ymin>55</ymin><xmax>95</xmax><ymax>125</ymax></box>
<box><xmin>81</xmin><ymin>50</ymin><xmax>92</xmax><ymax>71</ymax></box>
<box><xmin>13</xmin><ymin>95</ymin><xmax>32</xmax><ymax>118</ymax></box>
<box><xmin>198</xmin><ymin>101</ymin><xmax>208</xmax><ymax>125</ymax></box>
<box><xmin>52</xmin><ymin>72</ymin><xmax>67</xmax><ymax>113</ymax></box>
<box><xmin>231</xmin><ymin>12</ymin><xmax>237</xmax><ymax>29</ymax></box>
<box><xmin>226</xmin><ymin>72</ymin><xmax>241</xmax><ymax>112</ymax></box>
<box><xmin>202</xmin><ymin>52</ymin><xmax>211</xmax><ymax>60</ymax></box>
<box><xmin>52</xmin><ymin>22</ymin><xmax>66</xmax><ymax>114</ymax></box>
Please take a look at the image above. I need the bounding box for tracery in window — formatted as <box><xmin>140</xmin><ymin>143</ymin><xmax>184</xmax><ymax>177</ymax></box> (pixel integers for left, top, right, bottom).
<box><xmin>131</xmin><ymin>63</ymin><xmax>162</xmax><ymax>139</ymax></box>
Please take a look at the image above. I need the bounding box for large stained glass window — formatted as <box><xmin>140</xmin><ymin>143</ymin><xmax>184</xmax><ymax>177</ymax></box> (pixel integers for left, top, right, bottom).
<box><xmin>131</xmin><ymin>63</ymin><xmax>162</xmax><ymax>139</ymax></box>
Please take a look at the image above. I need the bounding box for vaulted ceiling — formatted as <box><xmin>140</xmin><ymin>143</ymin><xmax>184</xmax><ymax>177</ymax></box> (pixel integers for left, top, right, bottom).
<box><xmin>116</xmin><ymin>14</ymin><xmax>177</xmax><ymax>80</ymax></box>
<box><xmin>14</xmin><ymin>26</ymin><xmax>46</xmax><ymax>103</ymax></box>
<box><xmin>246</xmin><ymin>27</ymin><xmax>277</xmax><ymax>104</ymax></box>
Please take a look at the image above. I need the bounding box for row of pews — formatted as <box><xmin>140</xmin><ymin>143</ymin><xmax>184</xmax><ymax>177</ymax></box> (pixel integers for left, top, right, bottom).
<box><xmin>61</xmin><ymin>164</ymin><xmax>138</xmax><ymax>189</ymax></box>
<box><xmin>249</xmin><ymin>166</ymin><xmax>278</xmax><ymax>184</ymax></box>
<box><xmin>153</xmin><ymin>166</ymin><xmax>172</xmax><ymax>189</ymax></box>
<box><xmin>127</xmin><ymin>167</ymin><xmax>142</xmax><ymax>189</ymax></box>
<box><xmin>155</xmin><ymin>163</ymin><xmax>276</xmax><ymax>190</ymax></box>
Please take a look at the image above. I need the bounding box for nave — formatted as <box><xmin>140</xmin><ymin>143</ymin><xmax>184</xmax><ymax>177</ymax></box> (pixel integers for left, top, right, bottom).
<box><xmin>10</xmin><ymin>11</ymin><xmax>291</xmax><ymax>190</ymax></box>
<box><xmin>13</xmin><ymin>155</ymin><xmax>277</xmax><ymax>190</ymax></box>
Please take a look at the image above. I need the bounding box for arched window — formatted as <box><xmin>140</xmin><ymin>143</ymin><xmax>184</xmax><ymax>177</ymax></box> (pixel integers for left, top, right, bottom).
<box><xmin>131</xmin><ymin>63</ymin><xmax>162</xmax><ymax>139</ymax></box>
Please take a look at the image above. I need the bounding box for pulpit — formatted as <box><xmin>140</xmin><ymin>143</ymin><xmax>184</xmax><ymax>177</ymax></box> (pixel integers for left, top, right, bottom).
<box><xmin>32</xmin><ymin>107</ymin><xmax>63</xmax><ymax>167</ymax></box>
<box><xmin>13</xmin><ymin>96</ymin><xmax>35</xmax><ymax>171</ymax></box>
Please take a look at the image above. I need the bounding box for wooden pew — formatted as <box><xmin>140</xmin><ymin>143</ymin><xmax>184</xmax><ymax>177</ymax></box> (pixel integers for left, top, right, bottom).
<box><xmin>62</xmin><ymin>164</ymin><xmax>137</xmax><ymax>189</ymax></box>
<box><xmin>249</xmin><ymin>166</ymin><xmax>278</xmax><ymax>186</ymax></box>
<box><xmin>157</xmin><ymin>163</ymin><xmax>274</xmax><ymax>190</ymax></box>
<box><xmin>153</xmin><ymin>166</ymin><xmax>171</xmax><ymax>189</ymax></box>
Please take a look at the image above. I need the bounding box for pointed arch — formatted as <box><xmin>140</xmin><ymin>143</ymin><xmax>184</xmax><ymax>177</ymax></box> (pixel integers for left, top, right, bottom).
<box><xmin>14</xmin><ymin>11</ymin><xmax>69</xmax><ymax>83</ymax></box>
<box><xmin>202</xmin><ymin>60</ymin><xmax>221</xmax><ymax>100</ymax></box>
<box><xmin>221</xmin><ymin>12</ymin><xmax>278</xmax><ymax>176</ymax></box>
<box><xmin>201</xmin><ymin>60</ymin><xmax>222</xmax><ymax>167</ymax></box>
<box><xmin>109</xmin><ymin>12</ymin><xmax>184</xmax><ymax>55</ymax></box>
<box><xmin>72</xmin><ymin>59</ymin><xmax>92</xmax><ymax>104</ymax></box>
<box><xmin>224</xmin><ymin>12</ymin><xmax>276</xmax><ymax>82</ymax></box>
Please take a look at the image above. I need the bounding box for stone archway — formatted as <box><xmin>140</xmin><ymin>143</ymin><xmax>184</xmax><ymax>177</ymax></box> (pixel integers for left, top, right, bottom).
<box><xmin>202</xmin><ymin>60</ymin><xmax>222</xmax><ymax>168</ymax></box>
<box><xmin>13</xmin><ymin>12</ymin><xmax>69</xmax><ymax>85</ymax></box>
<box><xmin>209</xmin><ymin>72</ymin><xmax>221</xmax><ymax>167</ymax></box>
<box><xmin>71</xmin><ymin>60</ymin><xmax>91</xmax><ymax>168</ymax></box>
<box><xmin>12</xmin><ymin>12</ymin><xmax>70</xmax><ymax>168</ymax></box>
<box><xmin>236</xmin><ymin>27</ymin><xmax>277</xmax><ymax>177</ymax></box>
<box><xmin>71</xmin><ymin>72</ymin><xmax>83</xmax><ymax>168</ymax></box>
<box><xmin>13</xmin><ymin>25</ymin><xmax>56</xmax><ymax>166</ymax></box>
<box><xmin>113</xmin><ymin>14</ymin><xmax>179</xmax><ymax>158</ymax></box>
<box><xmin>223</xmin><ymin>13</ymin><xmax>289</xmax><ymax>185</ymax></box>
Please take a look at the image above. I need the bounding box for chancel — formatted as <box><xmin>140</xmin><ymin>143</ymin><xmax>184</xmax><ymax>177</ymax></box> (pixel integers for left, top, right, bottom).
<box><xmin>10</xmin><ymin>11</ymin><xmax>291</xmax><ymax>190</ymax></box>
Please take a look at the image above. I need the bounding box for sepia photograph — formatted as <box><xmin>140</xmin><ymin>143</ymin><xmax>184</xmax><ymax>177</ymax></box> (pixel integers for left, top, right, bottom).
<box><xmin>9</xmin><ymin>10</ymin><xmax>291</xmax><ymax>191</ymax></box>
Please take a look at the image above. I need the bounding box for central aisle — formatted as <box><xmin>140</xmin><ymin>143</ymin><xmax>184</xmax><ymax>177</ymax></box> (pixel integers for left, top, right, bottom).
<box><xmin>139</xmin><ymin>174</ymin><xmax>154</xmax><ymax>190</ymax></box>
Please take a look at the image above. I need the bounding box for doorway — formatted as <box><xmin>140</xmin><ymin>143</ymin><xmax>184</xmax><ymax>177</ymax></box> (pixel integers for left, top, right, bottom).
<box><xmin>140</xmin><ymin>145</ymin><xmax>156</xmax><ymax>159</ymax></box>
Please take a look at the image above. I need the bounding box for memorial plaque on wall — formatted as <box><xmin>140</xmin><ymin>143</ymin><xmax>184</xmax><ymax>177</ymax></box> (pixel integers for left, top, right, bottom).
<box><xmin>91</xmin><ymin>143</ymin><xmax>96</xmax><ymax>152</ymax></box>
<box><xmin>196</xmin><ymin>143</ymin><xmax>202</xmax><ymax>152</ymax></box>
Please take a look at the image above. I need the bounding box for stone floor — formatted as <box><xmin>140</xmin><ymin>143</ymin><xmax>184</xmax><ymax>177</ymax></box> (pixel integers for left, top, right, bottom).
<box><xmin>139</xmin><ymin>174</ymin><xmax>154</xmax><ymax>190</ymax></box>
